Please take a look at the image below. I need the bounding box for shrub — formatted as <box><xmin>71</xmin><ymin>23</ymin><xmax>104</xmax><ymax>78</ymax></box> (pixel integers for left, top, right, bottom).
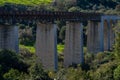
<box><xmin>29</xmin><ymin>63</ymin><xmax>52</xmax><ymax>80</ymax></box>
<box><xmin>68</xmin><ymin>6</ymin><xmax>81</xmax><ymax>12</ymax></box>
<box><xmin>114</xmin><ymin>65</ymin><xmax>120</xmax><ymax>80</ymax></box>
<box><xmin>0</xmin><ymin>50</ymin><xmax>28</xmax><ymax>75</ymax></box>
<box><xmin>19</xmin><ymin>47</ymin><xmax>33</xmax><ymax>58</ymax></box>
<box><xmin>91</xmin><ymin>61</ymin><xmax>117</xmax><ymax>80</ymax></box>
<box><xmin>3</xmin><ymin>69</ymin><xmax>21</xmax><ymax>80</ymax></box>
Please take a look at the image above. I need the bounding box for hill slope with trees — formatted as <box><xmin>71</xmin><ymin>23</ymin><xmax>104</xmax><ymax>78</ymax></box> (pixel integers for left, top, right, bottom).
<box><xmin>0</xmin><ymin>0</ymin><xmax>52</xmax><ymax>5</ymax></box>
<box><xmin>0</xmin><ymin>0</ymin><xmax>120</xmax><ymax>80</ymax></box>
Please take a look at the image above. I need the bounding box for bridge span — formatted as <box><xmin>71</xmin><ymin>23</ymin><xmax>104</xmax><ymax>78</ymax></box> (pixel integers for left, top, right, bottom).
<box><xmin>0</xmin><ymin>10</ymin><xmax>120</xmax><ymax>71</ymax></box>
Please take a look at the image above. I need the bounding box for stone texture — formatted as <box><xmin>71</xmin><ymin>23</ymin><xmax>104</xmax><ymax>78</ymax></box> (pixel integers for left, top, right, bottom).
<box><xmin>36</xmin><ymin>22</ymin><xmax>57</xmax><ymax>71</ymax></box>
<box><xmin>87</xmin><ymin>21</ymin><xmax>101</xmax><ymax>53</ymax></box>
<box><xmin>64</xmin><ymin>22</ymin><xmax>83</xmax><ymax>67</ymax></box>
<box><xmin>0</xmin><ymin>25</ymin><xmax>19</xmax><ymax>52</ymax></box>
<box><xmin>103</xmin><ymin>20</ymin><xmax>110</xmax><ymax>51</ymax></box>
<box><xmin>103</xmin><ymin>20</ymin><xmax>116</xmax><ymax>51</ymax></box>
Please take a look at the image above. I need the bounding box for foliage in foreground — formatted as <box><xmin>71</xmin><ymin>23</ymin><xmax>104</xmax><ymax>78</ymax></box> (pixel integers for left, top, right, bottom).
<box><xmin>0</xmin><ymin>50</ymin><xmax>51</xmax><ymax>80</ymax></box>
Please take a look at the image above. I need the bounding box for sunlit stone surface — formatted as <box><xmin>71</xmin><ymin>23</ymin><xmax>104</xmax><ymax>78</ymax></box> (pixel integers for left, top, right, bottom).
<box><xmin>36</xmin><ymin>22</ymin><xmax>58</xmax><ymax>71</ymax></box>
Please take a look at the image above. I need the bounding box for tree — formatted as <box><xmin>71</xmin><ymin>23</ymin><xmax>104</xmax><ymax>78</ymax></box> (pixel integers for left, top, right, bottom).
<box><xmin>19</xmin><ymin>26</ymin><xmax>35</xmax><ymax>46</ymax></box>
<box><xmin>91</xmin><ymin>62</ymin><xmax>117</xmax><ymax>80</ymax></box>
<box><xmin>3</xmin><ymin>69</ymin><xmax>21</xmax><ymax>80</ymax></box>
<box><xmin>0</xmin><ymin>50</ymin><xmax>29</xmax><ymax>79</ymax></box>
<box><xmin>29</xmin><ymin>63</ymin><xmax>52</xmax><ymax>80</ymax></box>
<box><xmin>59</xmin><ymin>26</ymin><xmax>66</xmax><ymax>43</ymax></box>
<box><xmin>114</xmin><ymin>65</ymin><xmax>120</xmax><ymax>80</ymax></box>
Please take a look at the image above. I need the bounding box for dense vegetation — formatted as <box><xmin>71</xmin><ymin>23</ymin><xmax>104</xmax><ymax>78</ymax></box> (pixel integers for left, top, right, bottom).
<box><xmin>0</xmin><ymin>0</ymin><xmax>120</xmax><ymax>80</ymax></box>
<box><xmin>77</xmin><ymin>0</ymin><xmax>120</xmax><ymax>9</ymax></box>
<box><xmin>0</xmin><ymin>50</ymin><xmax>52</xmax><ymax>80</ymax></box>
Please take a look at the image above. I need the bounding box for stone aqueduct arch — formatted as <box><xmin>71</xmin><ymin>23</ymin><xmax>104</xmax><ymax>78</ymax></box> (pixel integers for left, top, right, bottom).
<box><xmin>0</xmin><ymin>11</ymin><xmax>120</xmax><ymax>71</ymax></box>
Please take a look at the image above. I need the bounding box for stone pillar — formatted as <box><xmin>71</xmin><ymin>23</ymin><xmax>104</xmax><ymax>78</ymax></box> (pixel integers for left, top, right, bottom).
<box><xmin>103</xmin><ymin>20</ymin><xmax>110</xmax><ymax>51</ymax></box>
<box><xmin>104</xmin><ymin>20</ymin><xmax>114</xmax><ymax>51</ymax></box>
<box><xmin>64</xmin><ymin>22</ymin><xmax>83</xmax><ymax>67</ymax></box>
<box><xmin>87</xmin><ymin>21</ymin><xmax>101</xmax><ymax>53</ymax></box>
<box><xmin>36</xmin><ymin>22</ymin><xmax>58</xmax><ymax>71</ymax></box>
<box><xmin>0</xmin><ymin>25</ymin><xmax>19</xmax><ymax>53</ymax></box>
<box><xmin>99</xmin><ymin>19</ymin><xmax>104</xmax><ymax>52</ymax></box>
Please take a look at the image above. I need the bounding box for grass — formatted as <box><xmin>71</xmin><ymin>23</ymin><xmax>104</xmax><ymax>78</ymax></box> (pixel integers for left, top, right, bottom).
<box><xmin>19</xmin><ymin>44</ymin><xmax>65</xmax><ymax>54</ymax></box>
<box><xmin>0</xmin><ymin>0</ymin><xmax>52</xmax><ymax>6</ymax></box>
<box><xmin>19</xmin><ymin>45</ymin><xmax>35</xmax><ymax>53</ymax></box>
<box><xmin>19</xmin><ymin>44</ymin><xmax>88</xmax><ymax>55</ymax></box>
<box><xmin>57</xmin><ymin>44</ymin><xmax>64</xmax><ymax>54</ymax></box>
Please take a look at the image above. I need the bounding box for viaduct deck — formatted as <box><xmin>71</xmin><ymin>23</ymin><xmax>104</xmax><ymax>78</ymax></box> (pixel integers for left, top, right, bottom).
<box><xmin>0</xmin><ymin>10</ymin><xmax>102</xmax><ymax>24</ymax></box>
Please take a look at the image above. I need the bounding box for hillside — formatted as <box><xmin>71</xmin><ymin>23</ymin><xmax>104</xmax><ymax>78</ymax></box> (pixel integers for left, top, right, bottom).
<box><xmin>0</xmin><ymin>0</ymin><xmax>52</xmax><ymax>6</ymax></box>
<box><xmin>77</xmin><ymin>0</ymin><xmax>120</xmax><ymax>9</ymax></box>
<box><xmin>0</xmin><ymin>0</ymin><xmax>120</xmax><ymax>12</ymax></box>
<box><xmin>0</xmin><ymin>0</ymin><xmax>120</xmax><ymax>80</ymax></box>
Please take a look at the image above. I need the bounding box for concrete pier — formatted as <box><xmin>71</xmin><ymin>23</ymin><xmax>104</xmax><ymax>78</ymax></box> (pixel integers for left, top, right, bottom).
<box><xmin>64</xmin><ymin>22</ymin><xmax>83</xmax><ymax>67</ymax></box>
<box><xmin>36</xmin><ymin>22</ymin><xmax>58</xmax><ymax>71</ymax></box>
<box><xmin>87</xmin><ymin>21</ymin><xmax>101</xmax><ymax>53</ymax></box>
<box><xmin>103</xmin><ymin>20</ymin><xmax>110</xmax><ymax>51</ymax></box>
<box><xmin>101</xmin><ymin>15</ymin><xmax>119</xmax><ymax>51</ymax></box>
<box><xmin>0</xmin><ymin>25</ymin><xmax>19</xmax><ymax>52</ymax></box>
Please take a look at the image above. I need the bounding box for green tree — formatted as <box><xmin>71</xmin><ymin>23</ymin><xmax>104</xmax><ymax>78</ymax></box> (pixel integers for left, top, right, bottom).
<box><xmin>65</xmin><ymin>67</ymin><xmax>86</xmax><ymax>80</ymax></box>
<box><xmin>29</xmin><ymin>63</ymin><xmax>52</xmax><ymax>80</ymax></box>
<box><xmin>55</xmin><ymin>69</ymin><xmax>66</xmax><ymax>80</ymax></box>
<box><xmin>59</xmin><ymin>26</ymin><xmax>66</xmax><ymax>43</ymax></box>
<box><xmin>0</xmin><ymin>50</ymin><xmax>29</xmax><ymax>79</ymax></box>
<box><xmin>3</xmin><ymin>68</ymin><xmax>29</xmax><ymax>80</ymax></box>
<box><xmin>3</xmin><ymin>69</ymin><xmax>21</xmax><ymax>80</ymax></box>
<box><xmin>114</xmin><ymin>65</ymin><xmax>120</xmax><ymax>80</ymax></box>
<box><xmin>91</xmin><ymin>62</ymin><xmax>117</xmax><ymax>80</ymax></box>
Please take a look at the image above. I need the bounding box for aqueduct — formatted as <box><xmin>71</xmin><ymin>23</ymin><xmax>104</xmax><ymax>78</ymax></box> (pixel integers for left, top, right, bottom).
<box><xmin>0</xmin><ymin>10</ymin><xmax>120</xmax><ymax>70</ymax></box>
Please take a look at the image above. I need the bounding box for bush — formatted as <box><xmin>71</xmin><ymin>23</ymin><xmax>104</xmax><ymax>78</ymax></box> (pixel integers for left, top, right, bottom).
<box><xmin>91</xmin><ymin>61</ymin><xmax>117</xmax><ymax>80</ymax></box>
<box><xmin>114</xmin><ymin>65</ymin><xmax>120</xmax><ymax>80</ymax></box>
<box><xmin>90</xmin><ymin>52</ymin><xmax>114</xmax><ymax>69</ymax></box>
<box><xmin>19</xmin><ymin>47</ymin><xmax>33</xmax><ymax>58</ymax></box>
<box><xmin>19</xmin><ymin>27</ymin><xmax>35</xmax><ymax>46</ymax></box>
<box><xmin>68</xmin><ymin>6</ymin><xmax>81</xmax><ymax>12</ymax></box>
<box><xmin>55</xmin><ymin>69</ymin><xmax>66</xmax><ymax>80</ymax></box>
<box><xmin>0</xmin><ymin>50</ymin><xmax>29</xmax><ymax>79</ymax></box>
<box><xmin>29</xmin><ymin>63</ymin><xmax>52</xmax><ymax>80</ymax></box>
<box><xmin>3</xmin><ymin>69</ymin><xmax>21</xmax><ymax>80</ymax></box>
<box><xmin>55</xmin><ymin>67</ymin><xmax>87</xmax><ymax>80</ymax></box>
<box><xmin>65</xmin><ymin>67</ymin><xmax>86</xmax><ymax>80</ymax></box>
